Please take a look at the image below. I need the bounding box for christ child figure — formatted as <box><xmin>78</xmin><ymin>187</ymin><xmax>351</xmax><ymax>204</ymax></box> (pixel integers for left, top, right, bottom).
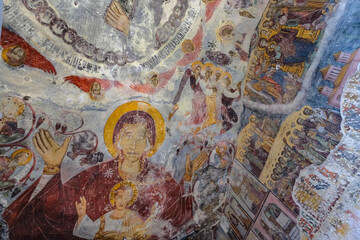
<box><xmin>74</xmin><ymin>181</ymin><xmax>154</xmax><ymax>240</ymax></box>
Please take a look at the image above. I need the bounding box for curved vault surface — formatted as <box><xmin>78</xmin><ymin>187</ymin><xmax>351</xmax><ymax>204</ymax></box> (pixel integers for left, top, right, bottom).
<box><xmin>0</xmin><ymin>0</ymin><xmax>359</xmax><ymax>239</ymax></box>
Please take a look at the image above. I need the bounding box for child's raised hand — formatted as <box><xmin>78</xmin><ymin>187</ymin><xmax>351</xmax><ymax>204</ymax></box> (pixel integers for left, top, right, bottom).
<box><xmin>75</xmin><ymin>196</ymin><xmax>87</xmax><ymax>221</ymax></box>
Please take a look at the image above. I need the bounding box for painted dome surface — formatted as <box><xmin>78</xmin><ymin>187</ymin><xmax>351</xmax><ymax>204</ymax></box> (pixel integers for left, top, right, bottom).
<box><xmin>1</xmin><ymin>0</ymin><xmax>360</xmax><ymax>239</ymax></box>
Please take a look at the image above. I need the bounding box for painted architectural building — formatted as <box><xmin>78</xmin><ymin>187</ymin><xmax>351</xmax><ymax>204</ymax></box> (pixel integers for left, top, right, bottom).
<box><xmin>319</xmin><ymin>48</ymin><xmax>360</xmax><ymax>109</ymax></box>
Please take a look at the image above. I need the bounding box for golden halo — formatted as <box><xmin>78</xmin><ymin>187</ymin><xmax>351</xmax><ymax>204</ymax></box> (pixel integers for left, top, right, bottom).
<box><xmin>221</xmin><ymin>72</ymin><xmax>233</xmax><ymax>82</ymax></box>
<box><xmin>259</xmin><ymin>29</ymin><xmax>271</xmax><ymax>40</ymax></box>
<box><xmin>257</xmin><ymin>37</ymin><xmax>268</xmax><ymax>51</ymax></box>
<box><xmin>191</xmin><ymin>61</ymin><xmax>203</xmax><ymax>71</ymax></box>
<box><xmin>1</xmin><ymin>46</ymin><xmax>26</xmax><ymax>67</ymax></box>
<box><xmin>89</xmin><ymin>82</ymin><xmax>105</xmax><ymax>101</ymax></box>
<box><xmin>203</xmin><ymin>62</ymin><xmax>215</xmax><ymax>76</ymax></box>
<box><xmin>1</xmin><ymin>48</ymin><xmax>10</xmax><ymax>65</ymax></box>
<box><xmin>202</xmin><ymin>0</ymin><xmax>216</xmax><ymax>4</ymax></box>
<box><xmin>1</xmin><ymin>96</ymin><xmax>25</xmax><ymax>117</ymax></box>
<box><xmin>147</xmin><ymin>71</ymin><xmax>159</xmax><ymax>79</ymax></box>
<box><xmin>181</xmin><ymin>39</ymin><xmax>195</xmax><ymax>54</ymax></box>
<box><xmin>268</xmin><ymin>41</ymin><xmax>277</xmax><ymax>52</ymax></box>
<box><xmin>109</xmin><ymin>181</ymin><xmax>138</xmax><ymax>206</ymax></box>
<box><xmin>11</xmin><ymin>149</ymin><xmax>33</xmax><ymax>166</ymax></box>
<box><xmin>147</xmin><ymin>72</ymin><xmax>159</xmax><ymax>86</ymax></box>
<box><xmin>214</xmin><ymin>67</ymin><xmax>223</xmax><ymax>75</ymax></box>
<box><xmin>104</xmin><ymin>101</ymin><xmax>165</xmax><ymax>158</ymax></box>
<box><xmin>216</xmin><ymin>22</ymin><xmax>234</xmax><ymax>43</ymax></box>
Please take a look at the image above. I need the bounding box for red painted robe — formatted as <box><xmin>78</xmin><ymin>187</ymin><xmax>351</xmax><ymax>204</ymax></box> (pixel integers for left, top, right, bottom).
<box><xmin>3</xmin><ymin>159</ymin><xmax>193</xmax><ymax>239</ymax></box>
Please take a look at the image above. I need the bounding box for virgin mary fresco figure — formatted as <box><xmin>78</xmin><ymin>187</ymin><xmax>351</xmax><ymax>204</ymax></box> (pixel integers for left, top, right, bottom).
<box><xmin>3</xmin><ymin>101</ymin><xmax>208</xmax><ymax>239</ymax></box>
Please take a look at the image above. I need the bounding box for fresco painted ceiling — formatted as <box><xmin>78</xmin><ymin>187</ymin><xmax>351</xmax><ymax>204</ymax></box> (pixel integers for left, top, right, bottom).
<box><xmin>0</xmin><ymin>0</ymin><xmax>360</xmax><ymax>239</ymax></box>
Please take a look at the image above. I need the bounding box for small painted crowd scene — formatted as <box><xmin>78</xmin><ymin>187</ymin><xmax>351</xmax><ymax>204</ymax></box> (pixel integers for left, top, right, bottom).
<box><xmin>172</xmin><ymin>61</ymin><xmax>242</xmax><ymax>133</ymax></box>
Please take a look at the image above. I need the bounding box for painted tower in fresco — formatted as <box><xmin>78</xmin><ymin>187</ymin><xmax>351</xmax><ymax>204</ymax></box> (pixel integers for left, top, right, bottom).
<box><xmin>319</xmin><ymin>49</ymin><xmax>360</xmax><ymax>109</ymax></box>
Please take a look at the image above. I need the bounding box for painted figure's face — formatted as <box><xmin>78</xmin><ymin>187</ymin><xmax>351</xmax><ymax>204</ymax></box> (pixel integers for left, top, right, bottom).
<box><xmin>7</xmin><ymin>46</ymin><xmax>25</xmax><ymax>65</ymax></box>
<box><xmin>114</xmin><ymin>187</ymin><xmax>133</xmax><ymax>210</ymax></box>
<box><xmin>215</xmin><ymin>72</ymin><xmax>222</xmax><ymax>81</ymax></box>
<box><xmin>194</xmin><ymin>66</ymin><xmax>201</xmax><ymax>75</ymax></box>
<box><xmin>303</xmin><ymin>108</ymin><xmax>313</xmax><ymax>115</ymax></box>
<box><xmin>1</xmin><ymin>97</ymin><xmax>22</xmax><ymax>117</ymax></box>
<box><xmin>150</xmin><ymin>75</ymin><xmax>159</xmax><ymax>87</ymax></box>
<box><xmin>91</xmin><ymin>83</ymin><xmax>101</xmax><ymax>96</ymax></box>
<box><xmin>259</xmin><ymin>39</ymin><xmax>268</xmax><ymax>48</ymax></box>
<box><xmin>260</xmin><ymin>30</ymin><xmax>268</xmax><ymax>36</ymax></box>
<box><xmin>205</xmin><ymin>69</ymin><xmax>213</xmax><ymax>79</ymax></box>
<box><xmin>182</xmin><ymin>40</ymin><xmax>195</xmax><ymax>53</ymax></box>
<box><xmin>119</xmin><ymin>124</ymin><xmax>149</xmax><ymax>162</ymax></box>
<box><xmin>3</xmin><ymin>46</ymin><xmax>26</xmax><ymax>67</ymax></box>
<box><xmin>297</xmin><ymin>118</ymin><xmax>304</xmax><ymax>125</ymax></box>
<box><xmin>263</xmin><ymin>20</ymin><xmax>274</xmax><ymax>28</ymax></box>
<box><xmin>222</xmin><ymin>77</ymin><xmax>231</xmax><ymax>88</ymax></box>
<box><xmin>9</xmin><ymin>152</ymin><xmax>30</xmax><ymax>167</ymax></box>
<box><xmin>221</xmin><ymin>27</ymin><xmax>233</xmax><ymax>41</ymax></box>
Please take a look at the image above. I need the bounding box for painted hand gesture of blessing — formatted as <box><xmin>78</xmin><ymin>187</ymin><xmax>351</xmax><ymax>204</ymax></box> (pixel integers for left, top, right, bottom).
<box><xmin>32</xmin><ymin>129</ymin><xmax>72</xmax><ymax>174</ymax></box>
<box><xmin>75</xmin><ymin>196</ymin><xmax>87</xmax><ymax>224</ymax></box>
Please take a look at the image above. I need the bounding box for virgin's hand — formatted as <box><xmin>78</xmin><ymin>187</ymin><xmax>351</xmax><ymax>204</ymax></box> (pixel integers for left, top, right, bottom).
<box><xmin>75</xmin><ymin>196</ymin><xmax>87</xmax><ymax>220</ymax></box>
<box><xmin>105</xmin><ymin>0</ymin><xmax>130</xmax><ymax>36</ymax></box>
<box><xmin>32</xmin><ymin>129</ymin><xmax>71</xmax><ymax>167</ymax></box>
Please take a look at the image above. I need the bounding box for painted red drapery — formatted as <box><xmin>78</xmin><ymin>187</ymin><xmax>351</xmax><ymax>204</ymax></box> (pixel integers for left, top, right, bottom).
<box><xmin>3</xmin><ymin>159</ymin><xmax>193</xmax><ymax>239</ymax></box>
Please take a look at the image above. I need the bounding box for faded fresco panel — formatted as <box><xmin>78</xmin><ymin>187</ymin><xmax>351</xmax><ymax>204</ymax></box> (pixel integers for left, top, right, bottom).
<box><xmin>252</xmin><ymin>193</ymin><xmax>300</xmax><ymax>240</ymax></box>
<box><xmin>1</xmin><ymin>0</ymin><xmax>360</xmax><ymax>239</ymax></box>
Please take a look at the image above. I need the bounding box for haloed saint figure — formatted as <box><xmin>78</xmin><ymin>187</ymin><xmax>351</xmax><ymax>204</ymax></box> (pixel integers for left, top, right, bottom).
<box><xmin>1</xmin><ymin>46</ymin><xmax>26</xmax><ymax>67</ymax></box>
<box><xmin>89</xmin><ymin>82</ymin><xmax>104</xmax><ymax>101</ymax></box>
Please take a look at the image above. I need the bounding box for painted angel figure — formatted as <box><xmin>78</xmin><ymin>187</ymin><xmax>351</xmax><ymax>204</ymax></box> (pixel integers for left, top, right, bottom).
<box><xmin>1</xmin><ymin>27</ymin><xmax>57</xmax><ymax>74</ymax></box>
<box><xmin>200</xmin><ymin>64</ymin><xmax>218</xmax><ymax>129</ymax></box>
<box><xmin>170</xmin><ymin>62</ymin><xmax>208</xmax><ymax>126</ymax></box>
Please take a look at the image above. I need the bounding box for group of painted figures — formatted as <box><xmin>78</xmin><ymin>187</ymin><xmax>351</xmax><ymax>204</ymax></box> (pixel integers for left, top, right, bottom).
<box><xmin>0</xmin><ymin>0</ymin><xmax>348</xmax><ymax>239</ymax></box>
<box><xmin>173</xmin><ymin>62</ymin><xmax>241</xmax><ymax>133</ymax></box>
<box><xmin>0</xmin><ymin>97</ymin><xmax>235</xmax><ymax>239</ymax></box>
<box><xmin>245</xmin><ymin>0</ymin><xmax>334</xmax><ymax>104</ymax></box>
